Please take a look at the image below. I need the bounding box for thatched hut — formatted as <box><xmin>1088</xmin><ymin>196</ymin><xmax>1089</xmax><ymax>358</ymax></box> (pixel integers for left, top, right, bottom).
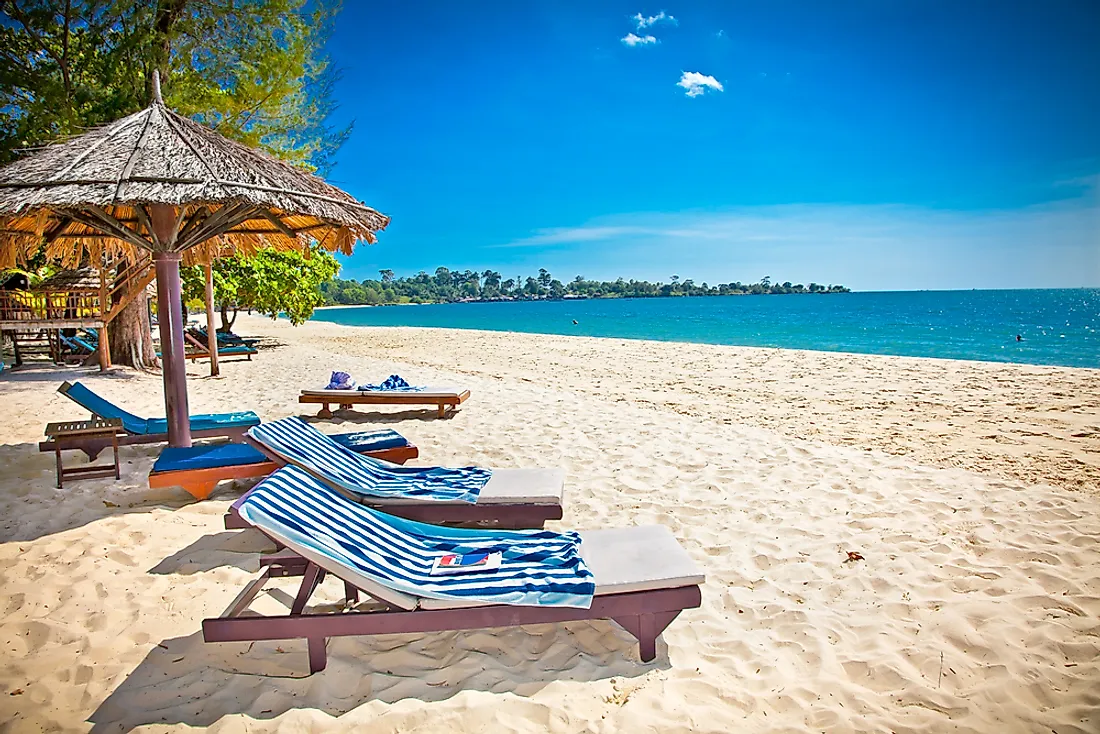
<box><xmin>0</xmin><ymin>74</ymin><xmax>388</xmax><ymax>446</ymax></box>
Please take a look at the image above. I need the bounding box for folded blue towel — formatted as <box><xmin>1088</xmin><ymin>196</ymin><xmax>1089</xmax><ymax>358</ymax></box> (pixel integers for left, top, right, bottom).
<box><xmin>359</xmin><ymin>374</ymin><xmax>424</xmax><ymax>392</ymax></box>
<box><xmin>326</xmin><ymin>371</ymin><xmax>356</xmax><ymax>390</ymax></box>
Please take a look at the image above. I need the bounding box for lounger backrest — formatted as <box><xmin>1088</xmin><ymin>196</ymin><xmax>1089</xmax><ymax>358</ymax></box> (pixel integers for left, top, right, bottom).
<box><xmin>237</xmin><ymin>466</ymin><xmax>595</xmax><ymax>610</ymax></box>
<box><xmin>59</xmin><ymin>381</ymin><xmax>147</xmax><ymax>434</ymax></box>
<box><xmin>248</xmin><ymin>417</ymin><xmax>486</xmax><ymax>503</ymax></box>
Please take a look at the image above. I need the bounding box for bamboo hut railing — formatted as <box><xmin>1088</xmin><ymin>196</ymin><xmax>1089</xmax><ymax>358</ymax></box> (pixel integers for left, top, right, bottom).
<box><xmin>0</xmin><ymin>255</ymin><xmax>152</xmax><ymax>329</ymax></box>
<box><xmin>0</xmin><ymin>288</ymin><xmax>102</xmax><ymax>326</ymax></box>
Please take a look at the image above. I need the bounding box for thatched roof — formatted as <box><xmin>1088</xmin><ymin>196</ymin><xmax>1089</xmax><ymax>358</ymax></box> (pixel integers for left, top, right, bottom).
<box><xmin>36</xmin><ymin>267</ymin><xmax>101</xmax><ymax>291</ymax></box>
<box><xmin>0</xmin><ymin>79</ymin><xmax>388</xmax><ymax>268</ymax></box>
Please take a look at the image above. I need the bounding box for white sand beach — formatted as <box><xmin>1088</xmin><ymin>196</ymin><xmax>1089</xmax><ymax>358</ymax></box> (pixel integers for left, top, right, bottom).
<box><xmin>1</xmin><ymin>315</ymin><xmax>1098</xmax><ymax>733</ymax></box>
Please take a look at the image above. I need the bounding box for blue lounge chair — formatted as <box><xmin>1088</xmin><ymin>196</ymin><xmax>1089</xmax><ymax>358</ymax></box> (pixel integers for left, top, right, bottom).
<box><xmin>60</xmin><ymin>334</ymin><xmax>98</xmax><ymax>355</ymax></box>
<box><xmin>39</xmin><ymin>381</ymin><xmax>261</xmax><ymax>458</ymax></box>
<box><xmin>183</xmin><ymin>330</ymin><xmax>257</xmax><ymax>361</ymax></box>
<box><xmin>192</xmin><ymin>327</ymin><xmax>261</xmax><ymax>348</ymax></box>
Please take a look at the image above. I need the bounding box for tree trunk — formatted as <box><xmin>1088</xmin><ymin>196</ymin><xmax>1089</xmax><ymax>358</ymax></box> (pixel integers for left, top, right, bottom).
<box><xmin>219</xmin><ymin>302</ymin><xmax>238</xmax><ymax>333</ymax></box>
<box><xmin>109</xmin><ymin>291</ymin><xmax>159</xmax><ymax>370</ymax></box>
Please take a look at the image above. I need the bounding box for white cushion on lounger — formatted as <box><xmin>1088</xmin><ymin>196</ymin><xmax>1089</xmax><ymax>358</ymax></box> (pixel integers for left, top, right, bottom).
<box><xmin>478</xmin><ymin>468</ymin><xmax>564</xmax><ymax>505</ymax></box>
<box><xmin>417</xmin><ymin>525</ymin><xmax>704</xmax><ymax>610</ymax></box>
<box><xmin>579</xmin><ymin>525</ymin><xmax>705</xmax><ymax>595</ymax></box>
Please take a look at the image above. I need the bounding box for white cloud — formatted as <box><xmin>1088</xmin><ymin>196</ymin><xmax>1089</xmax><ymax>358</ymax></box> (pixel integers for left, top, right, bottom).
<box><xmin>677</xmin><ymin>71</ymin><xmax>723</xmax><ymax>97</ymax></box>
<box><xmin>497</xmin><ymin>226</ymin><xmax>649</xmax><ymax>247</ymax></box>
<box><xmin>492</xmin><ymin>191</ymin><xmax>1100</xmax><ymax>290</ymax></box>
<box><xmin>633</xmin><ymin>11</ymin><xmax>676</xmax><ymax>29</ymax></box>
<box><xmin>621</xmin><ymin>32</ymin><xmax>657</xmax><ymax>46</ymax></box>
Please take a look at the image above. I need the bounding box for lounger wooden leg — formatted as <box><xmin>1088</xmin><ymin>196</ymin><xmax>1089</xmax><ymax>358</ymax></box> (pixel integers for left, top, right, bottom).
<box><xmin>638</xmin><ymin>613</ymin><xmax>657</xmax><ymax>661</ymax></box>
<box><xmin>612</xmin><ymin>610</ymin><xmax>681</xmax><ymax>662</ymax></box>
<box><xmin>438</xmin><ymin>404</ymin><xmax>446</xmax><ymax>418</ymax></box>
<box><xmin>111</xmin><ymin>436</ymin><xmax>120</xmax><ymax>480</ymax></box>
<box><xmin>307</xmin><ymin>636</ymin><xmax>328</xmax><ymax>673</ymax></box>
<box><xmin>54</xmin><ymin>447</ymin><xmax>64</xmax><ymax>489</ymax></box>
<box><xmin>225</xmin><ymin>569</ymin><xmax>273</xmax><ymax>618</ymax></box>
<box><xmin>291</xmin><ymin>563</ymin><xmax>322</xmax><ymax>616</ymax></box>
<box><xmin>344</xmin><ymin>581</ymin><xmax>359</xmax><ymax>605</ymax></box>
<box><xmin>185</xmin><ymin>481</ymin><xmax>219</xmax><ymax>501</ymax></box>
<box><xmin>317</xmin><ymin>404</ymin><xmax>333</xmax><ymax>419</ymax></box>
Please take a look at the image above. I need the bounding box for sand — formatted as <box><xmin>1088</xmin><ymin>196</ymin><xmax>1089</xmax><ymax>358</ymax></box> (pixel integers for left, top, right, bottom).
<box><xmin>0</xmin><ymin>314</ymin><xmax>1097</xmax><ymax>733</ymax></box>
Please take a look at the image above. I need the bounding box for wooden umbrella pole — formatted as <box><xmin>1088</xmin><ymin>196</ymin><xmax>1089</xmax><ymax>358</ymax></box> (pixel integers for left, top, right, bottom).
<box><xmin>204</xmin><ymin>262</ymin><xmax>220</xmax><ymax>377</ymax></box>
<box><xmin>97</xmin><ymin>265</ymin><xmax>111</xmax><ymax>371</ymax></box>
<box><xmin>153</xmin><ymin>250</ymin><xmax>192</xmax><ymax>448</ymax></box>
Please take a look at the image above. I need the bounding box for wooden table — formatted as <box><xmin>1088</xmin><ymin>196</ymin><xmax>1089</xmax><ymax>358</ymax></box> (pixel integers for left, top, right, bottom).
<box><xmin>44</xmin><ymin>418</ymin><xmax>124</xmax><ymax>489</ymax></box>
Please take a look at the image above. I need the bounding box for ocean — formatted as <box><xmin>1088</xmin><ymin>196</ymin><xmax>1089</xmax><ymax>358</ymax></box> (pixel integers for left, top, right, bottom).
<box><xmin>308</xmin><ymin>289</ymin><xmax>1100</xmax><ymax>369</ymax></box>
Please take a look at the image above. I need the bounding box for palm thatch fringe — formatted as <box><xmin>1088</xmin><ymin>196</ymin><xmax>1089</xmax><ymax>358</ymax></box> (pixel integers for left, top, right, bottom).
<box><xmin>0</xmin><ymin>93</ymin><xmax>388</xmax><ymax>267</ymax></box>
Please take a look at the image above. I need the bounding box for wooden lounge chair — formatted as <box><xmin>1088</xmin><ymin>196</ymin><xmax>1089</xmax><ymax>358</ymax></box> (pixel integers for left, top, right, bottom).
<box><xmin>182</xmin><ymin>331</ymin><xmax>256</xmax><ymax>362</ymax></box>
<box><xmin>39</xmin><ymin>381</ymin><xmax>261</xmax><ymax>459</ymax></box>
<box><xmin>203</xmin><ymin>466</ymin><xmax>704</xmax><ymax>674</ymax></box>
<box><xmin>150</xmin><ymin>428</ymin><xmax>419</xmax><ymax>500</ymax></box>
<box><xmin>231</xmin><ymin>416</ymin><xmax>563</xmax><ymax>529</ymax></box>
<box><xmin>191</xmin><ymin>327</ymin><xmax>261</xmax><ymax>348</ymax></box>
<box><xmin>299</xmin><ymin>386</ymin><xmax>470</xmax><ymax>418</ymax></box>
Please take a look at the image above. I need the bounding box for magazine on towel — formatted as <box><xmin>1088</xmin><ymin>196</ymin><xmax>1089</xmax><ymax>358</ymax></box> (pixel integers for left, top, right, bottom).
<box><xmin>430</xmin><ymin>551</ymin><xmax>503</xmax><ymax>575</ymax></box>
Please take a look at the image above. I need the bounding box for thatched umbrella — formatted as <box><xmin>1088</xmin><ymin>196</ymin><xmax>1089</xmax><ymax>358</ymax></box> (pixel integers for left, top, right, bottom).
<box><xmin>0</xmin><ymin>73</ymin><xmax>388</xmax><ymax>447</ymax></box>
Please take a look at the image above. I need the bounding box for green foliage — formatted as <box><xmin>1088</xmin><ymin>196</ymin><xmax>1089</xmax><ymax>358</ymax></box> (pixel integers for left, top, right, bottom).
<box><xmin>0</xmin><ymin>0</ymin><xmax>347</xmax><ymax>171</ymax></box>
<box><xmin>183</xmin><ymin>246</ymin><xmax>340</xmax><ymax>326</ymax></box>
<box><xmin>320</xmin><ymin>268</ymin><xmax>851</xmax><ymax>306</ymax></box>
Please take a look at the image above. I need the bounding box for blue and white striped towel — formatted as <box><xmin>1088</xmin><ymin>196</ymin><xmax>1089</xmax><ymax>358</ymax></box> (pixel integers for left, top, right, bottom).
<box><xmin>359</xmin><ymin>374</ymin><xmax>424</xmax><ymax>392</ymax></box>
<box><xmin>239</xmin><ymin>465</ymin><xmax>595</xmax><ymax>608</ymax></box>
<box><xmin>249</xmin><ymin>416</ymin><xmax>489</xmax><ymax>503</ymax></box>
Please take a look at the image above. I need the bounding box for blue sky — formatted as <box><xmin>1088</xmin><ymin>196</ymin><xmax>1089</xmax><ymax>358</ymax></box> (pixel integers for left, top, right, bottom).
<box><xmin>324</xmin><ymin>1</ymin><xmax>1100</xmax><ymax>290</ymax></box>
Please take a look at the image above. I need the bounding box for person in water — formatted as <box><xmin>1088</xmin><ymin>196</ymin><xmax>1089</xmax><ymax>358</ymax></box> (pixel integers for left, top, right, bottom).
<box><xmin>1016</xmin><ymin>334</ymin><xmax>1023</xmax><ymax>342</ymax></box>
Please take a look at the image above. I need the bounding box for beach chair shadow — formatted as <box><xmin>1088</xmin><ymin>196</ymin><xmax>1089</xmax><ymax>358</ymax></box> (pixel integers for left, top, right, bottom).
<box><xmin>147</xmin><ymin>531</ymin><xmax>271</xmax><ymax>575</ymax></box>
<box><xmin>0</xmin><ymin>363</ymin><xmax>140</xmax><ymax>385</ymax></box>
<box><xmin>0</xmin><ymin>441</ymin><xmax>200</xmax><ymax>544</ymax></box>
<box><xmin>87</xmin><ymin>618</ymin><xmax>669</xmax><ymax>732</ymax></box>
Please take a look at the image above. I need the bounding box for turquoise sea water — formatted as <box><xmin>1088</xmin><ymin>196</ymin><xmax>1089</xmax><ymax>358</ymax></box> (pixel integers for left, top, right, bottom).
<box><xmin>309</xmin><ymin>289</ymin><xmax>1100</xmax><ymax>369</ymax></box>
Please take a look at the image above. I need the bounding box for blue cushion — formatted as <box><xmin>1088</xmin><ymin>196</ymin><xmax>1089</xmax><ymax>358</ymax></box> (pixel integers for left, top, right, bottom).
<box><xmin>154</xmin><ymin>443</ymin><xmax>266</xmax><ymax>472</ymax></box>
<box><xmin>144</xmin><ymin>411</ymin><xmax>261</xmax><ymax>435</ymax></box>
<box><xmin>331</xmin><ymin>429</ymin><xmax>409</xmax><ymax>453</ymax></box>
<box><xmin>63</xmin><ymin>382</ymin><xmax>148</xmax><ymax>434</ymax></box>
<box><xmin>63</xmin><ymin>382</ymin><xmax>261</xmax><ymax>435</ymax></box>
<box><xmin>152</xmin><ymin>429</ymin><xmax>409</xmax><ymax>473</ymax></box>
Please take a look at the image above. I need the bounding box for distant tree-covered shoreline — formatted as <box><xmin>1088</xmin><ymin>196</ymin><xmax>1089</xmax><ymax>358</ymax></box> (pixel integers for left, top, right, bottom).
<box><xmin>320</xmin><ymin>269</ymin><xmax>849</xmax><ymax>306</ymax></box>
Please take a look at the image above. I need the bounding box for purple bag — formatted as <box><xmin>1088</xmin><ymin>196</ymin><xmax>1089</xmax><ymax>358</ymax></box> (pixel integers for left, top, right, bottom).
<box><xmin>325</xmin><ymin>371</ymin><xmax>355</xmax><ymax>390</ymax></box>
